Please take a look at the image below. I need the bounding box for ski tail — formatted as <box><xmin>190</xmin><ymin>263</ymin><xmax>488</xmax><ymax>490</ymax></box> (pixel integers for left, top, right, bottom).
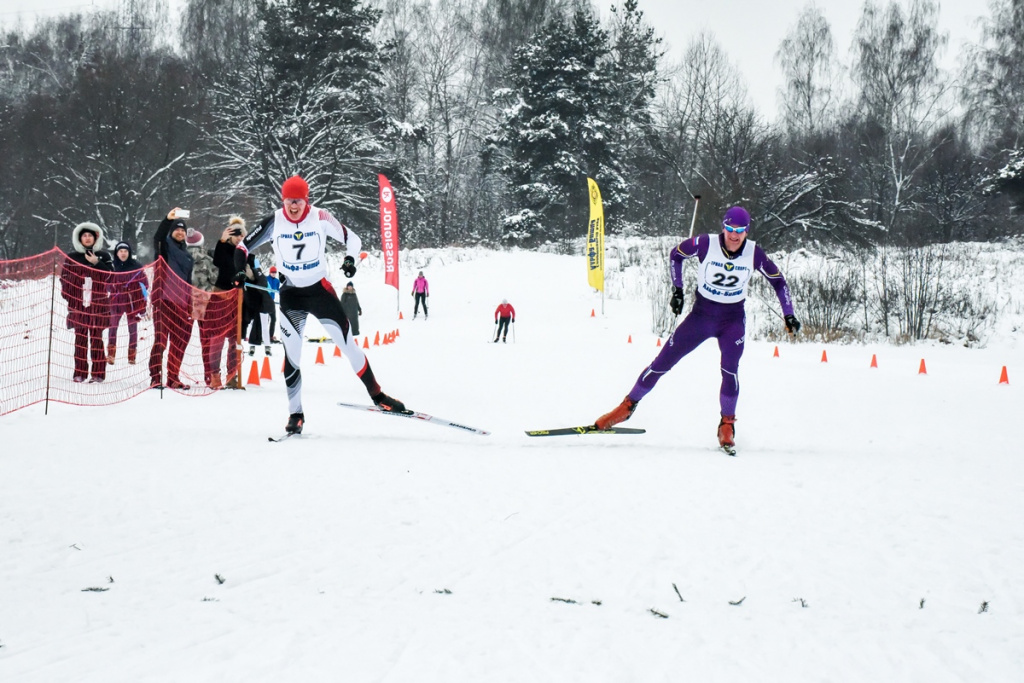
<box><xmin>337</xmin><ymin>402</ymin><xmax>491</xmax><ymax>436</ymax></box>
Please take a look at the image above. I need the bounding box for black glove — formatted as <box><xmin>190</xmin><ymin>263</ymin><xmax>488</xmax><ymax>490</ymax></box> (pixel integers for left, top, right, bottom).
<box><xmin>669</xmin><ymin>286</ymin><xmax>685</xmax><ymax>315</ymax></box>
<box><xmin>785</xmin><ymin>314</ymin><xmax>801</xmax><ymax>334</ymax></box>
<box><xmin>342</xmin><ymin>256</ymin><xmax>356</xmax><ymax>278</ymax></box>
<box><xmin>232</xmin><ymin>271</ymin><xmax>246</xmax><ymax>288</ymax></box>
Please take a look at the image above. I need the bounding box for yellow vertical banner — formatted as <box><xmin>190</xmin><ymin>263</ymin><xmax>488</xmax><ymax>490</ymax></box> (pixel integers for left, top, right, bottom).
<box><xmin>586</xmin><ymin>178</ymin><xmax>604</xmax><ymax>292</ymax></box>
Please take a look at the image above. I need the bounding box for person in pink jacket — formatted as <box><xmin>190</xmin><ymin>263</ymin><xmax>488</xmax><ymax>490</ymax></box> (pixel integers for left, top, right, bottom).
<box><xmin>494</xmin><ymin>299</ymin><xmax>515</xmax><ymax>343</ymax></box>
<box><xmin>411</xmin><ymin>271</ymin><xmax>429</xmax><ymax>319</ymax></box>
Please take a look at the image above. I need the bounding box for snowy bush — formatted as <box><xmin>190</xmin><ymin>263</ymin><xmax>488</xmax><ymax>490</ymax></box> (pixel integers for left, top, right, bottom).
<box><xmin>598</xmin><ymin>235</ymin><xmax>1024</xmax><ymax>348</ymax></box>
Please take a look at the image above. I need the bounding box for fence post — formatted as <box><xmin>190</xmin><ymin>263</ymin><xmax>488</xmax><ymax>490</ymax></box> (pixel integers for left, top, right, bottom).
<box><xmin>44</xmin><ymin>248</ymin><xmax>59</xmax><ymax>416</ymax></box>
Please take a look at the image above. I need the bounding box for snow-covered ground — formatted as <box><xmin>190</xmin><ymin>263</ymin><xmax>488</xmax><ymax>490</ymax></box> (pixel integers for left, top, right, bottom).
<box><xmin>2</xmin><ymin>248</ymin><xmax>1022</xmax><ymax>682</ymax></box>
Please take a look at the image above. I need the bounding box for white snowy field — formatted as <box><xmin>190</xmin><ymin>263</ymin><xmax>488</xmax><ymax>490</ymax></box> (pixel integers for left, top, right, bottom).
<box><xmin>1</xmin><ymin>248</ymin><xmax>1022</xmax><ymax>682</ymax></box>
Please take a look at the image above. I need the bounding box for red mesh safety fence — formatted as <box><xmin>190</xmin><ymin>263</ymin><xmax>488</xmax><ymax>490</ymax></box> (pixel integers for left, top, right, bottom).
<box><xmin>0</xmin><ymin>248</ymin><xmax>241</xmax><ymax>415</ymax></box>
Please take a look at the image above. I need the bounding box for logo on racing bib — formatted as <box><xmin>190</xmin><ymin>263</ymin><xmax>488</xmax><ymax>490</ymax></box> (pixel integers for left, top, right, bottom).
<box><xmin>293</xmin><ymin>230</ymin><xmax>304</xmax><ymax>240</ymax></box>
<box><xmin>724</xmin><ymin>262</ymin><xmax>735</xmax><ymax>271</ymax></box>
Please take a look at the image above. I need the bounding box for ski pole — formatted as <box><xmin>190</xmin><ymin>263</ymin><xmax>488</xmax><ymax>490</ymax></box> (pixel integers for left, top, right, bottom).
<box><xmin>687</xmin><ymin>194</ymin><xmax>702</xmax><ymax>239</ymax></box>
<box><xmin>511</xmin><ymin>320</ymin><xmax>516</xmax><ymax>343</ymax></box>
<box><xmin>492</xmin><ymin>320</ymin><xmax>498</xmax><ymax>342</ymax></box>
<box><xmin>672</xmin><ymin>194</ymin><xmax>702</xmax><ymax>322</ymax></box>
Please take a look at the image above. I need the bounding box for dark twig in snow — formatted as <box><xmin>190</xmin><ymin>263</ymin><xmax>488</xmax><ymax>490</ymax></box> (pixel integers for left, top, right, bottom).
<box><xmin>550</xmin><ymin>597</ymin><xmax>577</xmax><ymax>604</ymax></box>
<box><xmin>672</xmin><ymin>583</ymin><xmax>685</xmax><ymax>602</ymax></box>
<box><xmin>729</xmin><ymin>597</ymin><xmax>746</xmax><ymax>606</ymax></box>
<box><xmin>649</xmin><ymin>608</ymin><xmax>669</xmax><ymax>619</ymax></box>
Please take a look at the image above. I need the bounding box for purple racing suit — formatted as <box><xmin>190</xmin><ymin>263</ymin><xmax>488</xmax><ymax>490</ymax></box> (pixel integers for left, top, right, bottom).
<box><xmin>627</xmin><ymin>233</ymin><xmax>794</xmax><ymax>416</ymax></box>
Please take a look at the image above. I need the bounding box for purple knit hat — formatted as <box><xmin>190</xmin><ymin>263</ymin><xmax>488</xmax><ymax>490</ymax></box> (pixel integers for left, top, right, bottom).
<box><xmin>722</xmin><ymin>206</ymin><xmax>751</xmax><ymax>229</ymax></box>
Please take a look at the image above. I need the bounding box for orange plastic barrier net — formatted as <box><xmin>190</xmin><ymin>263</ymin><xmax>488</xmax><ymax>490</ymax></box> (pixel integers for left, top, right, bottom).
<box><xmin>0</xmin><ymin>248</ymin><xmax>241</xmax><ymax>415</ymax></box>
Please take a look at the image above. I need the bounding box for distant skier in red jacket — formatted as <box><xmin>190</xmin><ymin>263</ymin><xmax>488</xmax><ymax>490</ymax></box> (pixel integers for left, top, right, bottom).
<box><xmin>494</xmin><ymin>299</ymin><xmax>515</xmax><ymax>343</ymax></box>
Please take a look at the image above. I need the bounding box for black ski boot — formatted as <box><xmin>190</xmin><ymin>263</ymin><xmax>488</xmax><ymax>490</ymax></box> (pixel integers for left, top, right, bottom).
<box><xmin>372</xmin><ymin>392</ymin><xmax>408</xmax><ymax>413</ymax></box>
<box><xmin>285</xmin><ymin>412</ymin><xmax>305</xmax><ymax>434</ymax></box>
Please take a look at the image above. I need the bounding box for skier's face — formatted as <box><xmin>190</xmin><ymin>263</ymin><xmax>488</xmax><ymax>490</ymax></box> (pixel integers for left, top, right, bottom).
<box><xmin>283</xmin><ymin>198</ymin><xmax>307</xmax><ymax>221</ymax></box>
<box><xmin>722</xmin><ymin>225</ymin><xmax>747</xmax><ymax>252</ymax></box>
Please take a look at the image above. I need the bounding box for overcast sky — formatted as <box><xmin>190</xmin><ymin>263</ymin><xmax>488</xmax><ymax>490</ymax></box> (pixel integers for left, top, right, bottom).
<box><xmin>594</xmin><ymin>0</ymin><xmax>988</xmax><ymax>118</ymax></box>
<box><xmin>1</xmin><ymin>0</ymin><xmax>993</xmax><ymax>118</ymax></box>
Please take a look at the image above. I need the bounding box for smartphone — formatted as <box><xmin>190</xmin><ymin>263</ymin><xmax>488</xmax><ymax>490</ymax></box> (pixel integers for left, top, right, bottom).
<box><xmin>230</xmin><ymin>228</ymin><xmax>243</xmax><ymax>236</ymax></box>
<box><xmin>177</xmin><ymin>209</ymin><xmax>191</xmax><ymax>219</ymax></box>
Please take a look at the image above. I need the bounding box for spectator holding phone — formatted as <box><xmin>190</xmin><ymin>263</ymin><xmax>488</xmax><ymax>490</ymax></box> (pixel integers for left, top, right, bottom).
<box><xmin>149</xmin><ymin>207</ymin><xmax>194</xmax><ymax>390</ymax></box>
<box><xmin>60</xmin><ymin>222</ymin><xmax>113</xmax><ymax>382</ymax></box>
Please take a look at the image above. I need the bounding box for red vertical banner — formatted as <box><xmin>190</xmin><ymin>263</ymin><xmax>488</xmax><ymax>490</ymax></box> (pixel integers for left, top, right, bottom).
<box><xmin>378</xmin><ymin>174</ymin><xmax>399</xmax><ymax>291</ymax></box>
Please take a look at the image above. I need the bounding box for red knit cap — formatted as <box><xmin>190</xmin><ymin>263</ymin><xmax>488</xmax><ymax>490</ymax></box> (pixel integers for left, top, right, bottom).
<box><xmin>281</xmin><ymin>175</ymin><xmax>309</xmax><ymax>201</ymax></box>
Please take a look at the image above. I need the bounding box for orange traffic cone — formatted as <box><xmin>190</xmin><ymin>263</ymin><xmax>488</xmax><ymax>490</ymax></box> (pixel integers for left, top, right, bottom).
<box><xmin>333</xmin><ymin>345</ymin><xmax>342</xmax><ymax>357</ymax></box>
<box><xmin>315</xmin><ymin>346</ymin><xmax>325</xmax><ymax>365</ymax></box>
<box><xmin>773</xmin><ymin>345</ymin><xmax>779</xmax><ymax>358</ymax></box>
<box><xmin>362</xmin><ymin>336</ymin><xmax>369</xmax><ymax>349</ymax></box>
<box><xmin>918</xmin><ymin>359</ymin><xmax>927</xmax><ymax>375</ymax></box>
<box><xmin>395</xmin><ymin>328</ymin><xmax>400</xmax><ymax>338</ymax></box>
<box><xmin>999</xmin><ymin>366</ymin><xmax>1009</xmax><ymax>384</ymax></box>
<box><xmin>821</xmin><ymin>350</ymin><xmax>828</xmax><ymax>363</ymax></box>
<box><xmin>374</xmin><ymin>331</ymin><xmax>380</xmax><ymax>346</ymax></box>
<box><xmin>399</xmin><ymin>311</ymin><xmax>404</xmax><ymax>320</ymax></box>
<box><xmin>627</xmin><ymin>335</ymin><xmax>632</xmax><ymax>344</ymax></box>
<box><xmin>870</xmin><ymin>354</ymin><xmax>878</xmax><ymax>368</ymax></box>
<box><xmin>656</xmin><ymin>338</ymin><xmax>662</xmax><ymax>347</ymax></box>
<box><xmin>383</xmin><ymin>332</ymin><xmax>390</xmax><ymax>345</ymax></box>
<box><xmin>590</xmin><ymin>309</ymin><xmax>595</xmax><ymax>317</ymax></box>
<box><xmin>261</xmin><ymin>356</ymin><xmax>273</xmax><ymax>380</ymax></box>
<box><xmin>246</xmin><ymin>360</ymin><xmax>261</xmax><ymax>386</ymax></box>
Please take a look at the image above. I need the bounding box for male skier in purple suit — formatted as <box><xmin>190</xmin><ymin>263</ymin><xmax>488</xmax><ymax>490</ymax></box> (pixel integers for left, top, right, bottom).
<box><xmin>594</xmin><ymin>206</ymin><xmax>801</xmax><ymax>453</ymax></box>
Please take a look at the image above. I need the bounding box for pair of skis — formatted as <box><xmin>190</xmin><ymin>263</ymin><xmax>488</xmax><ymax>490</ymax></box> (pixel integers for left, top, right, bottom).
<box><xmin>525</xmin><ymin>425</ymin><xmax>735</xmax><ymax>455</ymax></box>
<box><xmin>268</xmin><ymin>403</ymin><xmax>644</xmax><ymax>441</ymax></box>
<box><xmin>268</xmin><ymin>403</ymin><xmax>734</xmax><ymax>454</ymax></box>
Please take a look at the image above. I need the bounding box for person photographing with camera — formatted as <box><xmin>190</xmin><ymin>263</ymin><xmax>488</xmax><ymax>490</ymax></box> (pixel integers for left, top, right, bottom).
<box><xmin>234</xmin><ymin>175</ymin><xmax>406</xmax><ymax>435</ymax></box>
<box><xmin>207</xmin><ymin>215</ymin><xmax>248</xmax><ymax>388</ymax></box>
<box><xmin>593</xmin><ymin>206</ymin><xmax>800</xmax><ymax>454</ymax></box>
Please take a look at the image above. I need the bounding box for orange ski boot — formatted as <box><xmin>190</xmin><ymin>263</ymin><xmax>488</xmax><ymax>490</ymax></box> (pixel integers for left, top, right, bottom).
<box><xmin>595</xmin><ymin>396</ymin><xmax>638</xmax><ymax>430</ymax></box>
<box><xmin>717</xmin><ymin>415</ymin><xmax>737</xmax><ymax>455</ymax></box>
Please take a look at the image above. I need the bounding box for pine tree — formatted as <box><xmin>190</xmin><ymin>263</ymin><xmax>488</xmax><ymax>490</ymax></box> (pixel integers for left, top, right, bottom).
<box><xmin>605</xmin><ymin>0</ymin><xmax>662</xmax><ymax>228</ymax></box>
<box><xmin>207</xmin><ymin>0</ymin><xmax>393</xmax><ymax>221</ymax></box>
<box><xmin>486</xmin><ymin>8</ymin><xmax>621</xmax><ymax>245</ymax></box>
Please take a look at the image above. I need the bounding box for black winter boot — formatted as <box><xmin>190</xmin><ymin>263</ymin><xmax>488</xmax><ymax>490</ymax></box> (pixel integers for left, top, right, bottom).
<box><xmin>286</xmin><ymin>412</ymin><xmax>305</xmax><ymax>434</ymax></box>
<box><xmin>372</xmin><ymin>392</ymin><xmax>408</xmax><ymax>413</ymax></box>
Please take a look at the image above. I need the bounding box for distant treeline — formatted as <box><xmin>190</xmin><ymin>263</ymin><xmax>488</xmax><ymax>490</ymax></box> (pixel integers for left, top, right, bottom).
<box><xmin>1</xmin><ymin>0</ymin><xmax>1023</xmax><ymax>259</ymax></box>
